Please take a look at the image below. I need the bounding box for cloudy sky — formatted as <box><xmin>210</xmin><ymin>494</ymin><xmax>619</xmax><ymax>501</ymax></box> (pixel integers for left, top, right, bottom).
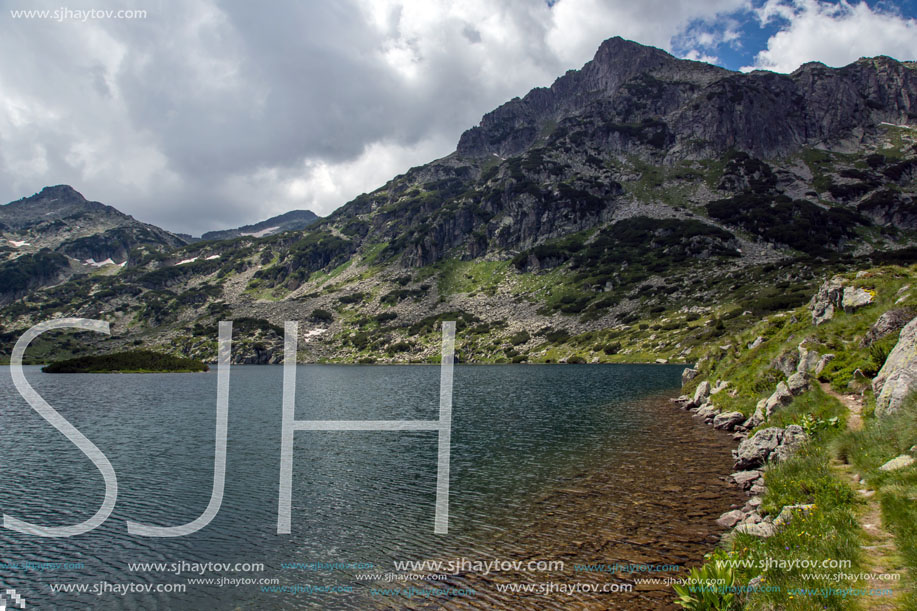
<box><xmin>2</xmin><ymin>0</ymin><xmax>917</xmax><ymax>235</ymax></box>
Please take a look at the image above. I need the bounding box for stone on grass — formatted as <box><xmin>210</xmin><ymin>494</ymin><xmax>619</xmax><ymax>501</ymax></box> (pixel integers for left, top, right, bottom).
<box><xmin>879</xmin><ymin>455</ymin><xmax>915</xmax><ymax>472</ymax></box>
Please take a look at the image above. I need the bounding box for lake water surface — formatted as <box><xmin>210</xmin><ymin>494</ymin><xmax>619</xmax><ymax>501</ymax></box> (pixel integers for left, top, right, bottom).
<box><xmin>0</xmin><ymin>364</ymin><xmax>741</xmax><ymax>610</ymax></box>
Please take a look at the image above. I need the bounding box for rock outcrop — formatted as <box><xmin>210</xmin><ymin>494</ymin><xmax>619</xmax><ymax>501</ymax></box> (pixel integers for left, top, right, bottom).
<box><xmin>873</xmin><ymin>316</ymin><xmax>917</xmax><ymax>417</ymax></box>
<box><xmin>863</xmin><ymin>308</ymin><xmax>915</xmax><ymax>346</ymax></box>
<box><xmin>810</xmin><ymin>277</ymin><xmax>876</xmax><ymax>325</ymax></box>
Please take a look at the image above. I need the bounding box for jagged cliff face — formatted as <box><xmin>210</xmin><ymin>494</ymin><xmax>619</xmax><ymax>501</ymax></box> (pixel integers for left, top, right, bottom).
<box><xmin>308</xmin><ymin>39</ymin><xmax>915</xmax><ymax>273</ymax></box>
<box><xmin>457</xmin><ymin>38</ymin><xmax>917</xmax><ymax>160</ymax></box>
<box><xmin>2</xmin><ymin>38</ymin><xmax>917</xmax><ymax>365</ymax></box>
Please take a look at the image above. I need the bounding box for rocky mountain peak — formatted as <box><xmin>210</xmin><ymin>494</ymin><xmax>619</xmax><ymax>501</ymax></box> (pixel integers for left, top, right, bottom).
<box><xmin>35</xmin><ymin>184</ymin><xmax>84</xmax><ymax>200</ymax></box>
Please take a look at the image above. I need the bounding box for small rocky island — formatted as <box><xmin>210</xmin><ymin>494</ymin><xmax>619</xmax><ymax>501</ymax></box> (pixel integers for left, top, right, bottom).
<box><xmin>42</xmin><ymin>350</ymin><xmax>209</xmax><ymax>373</ymax></box>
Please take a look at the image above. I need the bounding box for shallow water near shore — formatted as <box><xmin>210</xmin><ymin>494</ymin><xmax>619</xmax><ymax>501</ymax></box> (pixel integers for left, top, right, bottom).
<box><xmin>0</xmin><ymin>364</ymin><xmax>741</xmax><ymax>609</ymax></box>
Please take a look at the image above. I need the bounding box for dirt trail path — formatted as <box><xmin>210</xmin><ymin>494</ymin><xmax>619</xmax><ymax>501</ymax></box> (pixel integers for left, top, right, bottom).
<box><xmin>820</xmin><ymin>382</ymin><xmax>909</xmax><ymax>610</ymax></box>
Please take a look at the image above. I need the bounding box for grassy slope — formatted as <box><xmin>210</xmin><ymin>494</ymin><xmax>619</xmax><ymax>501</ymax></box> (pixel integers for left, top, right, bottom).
<box><xmin>678</xmin><ymin>264</ymin><xmax>917</xmax><ymax>610</ymax></box>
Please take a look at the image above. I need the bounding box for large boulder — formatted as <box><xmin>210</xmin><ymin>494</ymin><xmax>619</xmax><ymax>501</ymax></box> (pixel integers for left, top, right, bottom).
<box><xmin>863</xmin><ymin>308</ymin><xmax>915</xmax><ymax>347</ymax></box>
<box><xmin>842</xmin><ymin>286</ymin><xmax>875</xmax><ymax>312</ymax></box>
<box><xmin>873</xmin><ymin>316</ymin><xmax>917</xmax><ymax>417</ymax></box>
<box><xmin>734</xmin><ymin>428</ymin><xmax>784</xmax><ymax>470</ymax></box>
<box><xmin>810</xmin><ymin>276</ymin><xmax>845</xmax><ymax>325</ymax></box>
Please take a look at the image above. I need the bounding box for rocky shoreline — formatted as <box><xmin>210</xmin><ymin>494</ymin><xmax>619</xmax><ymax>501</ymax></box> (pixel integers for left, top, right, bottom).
<box><xmin>668</xmin><ymin>271</ymin><xmax>917</xmax><ymax>599</ymax></box>
<box><xmin>670</xmin><ymin>381</ymin><xmax>809</xmax><ymax>544</ymax></box>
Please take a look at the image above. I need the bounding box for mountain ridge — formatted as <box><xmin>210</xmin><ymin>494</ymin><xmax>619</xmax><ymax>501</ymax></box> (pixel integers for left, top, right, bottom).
<box><xmin>1</xmin><ymin>36</ymin><xmax>916</xmax><ymax>367</ymax></box>
<box><xmin>199</xmin><ymin>209</ymin><xmax>319</xmax><ymax>241</ymax></box>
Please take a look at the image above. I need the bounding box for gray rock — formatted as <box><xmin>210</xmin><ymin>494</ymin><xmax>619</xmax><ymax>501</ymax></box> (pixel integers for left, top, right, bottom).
<box><xmin>743</xmin><ymin>496</ymin><xmax>763</xmax><ymax>513</ymax></box>
<box><xmin>730</xmin><ymin>470</ymin><xmax>762</xmax><ymax>490</ymax></box>
<box><xmin>750</xmin><ymin>482</ymin><xmax>767</xmax><ymax>495</ymax></box>
<box><xmin>862</xmin><ymin>308</ymin><xmax>915</xmax><ymax>346</ymax></box>
<box><xmin>797</xmin><ymin>345</ymin><xmax>821</xmax><ymax>373</ymax></box>
<box><xmin>742</xmin><ymin>416</ymin><xmax>761</xmax><ymax>431</ymax></box>
<box><xmin>774</xmin><ymin>503</ymin><xmax>816</xmax><ymax>527</ymax></box>
<box><xmin>734</xmin><ymin>522</ymin><xmax>777</xmax><ymax>537</ymax></box>
<box><xmin>734</xmin><ymin>427</ymin><xmax>783</xmax><ymax>470</ymax></box>
<box><xmin>741</xmin><ymin>512</ymin><xmax>762</xmax><ymax>524</ymax></box>
<box><xmin>695</xmin><ymin>404</ymin><xmax>719</xmax><ymax>421</ymax></box>
<box><xmin>843</xmin><ymin>286</ymin><xmax>875</xmax><ymax>312</ymax></box>
<box><xmin>713</xmin><ymin>411</ymin><xmax>746</xmax><ymax>431</ymax></box>
<box><xmin>787</xmin><ymin>372</ymin><xmax>810</xmax><ymax>395</ymax></box>
<box><xmin>874</xmin><ymin>316</ymin><xmax>917</xmax><ymax>417</ymax></box>
<box><xmin>672</xmin><ymin>395</ymin><xmax>693</xmax><ymax>409</ymax></box>
<box><xmin>772</xmin><ymin>350</ymin><xmax>800</xmax><ymax>376</ymax></box>
<box><xmin>716</xmin><ymin>509</ymin><xmax>746</xmax><ymax>528</ymax></box>
<box><xmin>710</xmin><ymin>380</ymin><xmax>729</xmax><ymax>395</ymax></box>
<box><xmin>743</xmin><ymin>399</ymin><xmax>766</xmax><ymax>429</ymax></box>
<box><xmin>814</xmin><ymin>354</ymin><xmax>835</xmax><ymax>375</ymax></box>
<box><xmin>764</xmin><ymin>382</ymin><xmax>794</xmax><ymax>417</ymax></box>
<box><xmin>747</xmin><ymin>336</ymin><xmax>765</xmax><ymax>350</ymax></box>
<box><xmin>879</xmin><ymin>454</ymin><xmax>915</xmax><ymax>471</ymax></box>
<box><xmin>693</xmin><ymin>380</ymin><xmax>711</xmax><ymax>405</ymax></box>
<box><xmin>810</xmin><ymin>276</ymin><xmax>845</xmax><ymax>325</ymax></box>
<box><xmin>682</xmin><ymin>367</ymin><xmax>699</xmax><ymax>386</ymax></box>
<box><xmin>771</xmin><ymin>425</ymin><xmax>807</xmax><ymax>463</ymax></box>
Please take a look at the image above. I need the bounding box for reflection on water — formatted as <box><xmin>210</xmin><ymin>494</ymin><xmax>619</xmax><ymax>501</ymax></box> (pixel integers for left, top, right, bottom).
<box><xmin>0</xmin><ymin>364</ymin><xmax>741</xmax><ymax>609</ymax></box>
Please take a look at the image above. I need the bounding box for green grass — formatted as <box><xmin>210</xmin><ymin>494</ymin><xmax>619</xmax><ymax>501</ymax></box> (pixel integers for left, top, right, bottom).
<box><xmin>836</xmin><ymin>394</ymin><xmax>917</xmax><ymax>609</ymax></box>
<box><xmin>436</xmin><ymin>260</ymin><xmax>510</xmax><ymax>296</ymax></box>
<box><xmin>679</xmin><ymin>264</ymin><xmax>917</xmax><ymax>610</ymax></box>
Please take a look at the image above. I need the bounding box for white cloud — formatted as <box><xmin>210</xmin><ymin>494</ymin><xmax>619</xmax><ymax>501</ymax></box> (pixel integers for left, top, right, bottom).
<box><xmin>745</xmin><ymin>0</ymin><xmax>917</xmax><ymax>73</ymax></box>
<box><xmin>1</xmin><ymin>0</ymin><xmax>766</xmax><ymax>234</ymax></box>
